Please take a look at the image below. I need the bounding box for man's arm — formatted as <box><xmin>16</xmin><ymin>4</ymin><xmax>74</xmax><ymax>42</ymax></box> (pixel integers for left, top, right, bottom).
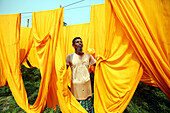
<box><xmin>66</xmin><ymin>55</ymin><xmax>70</xmax><ymax>69</ymax></box>
<box><xmin>89</xmin><ymin>54</ymin><xmax>96</xmax><ymax>66</ymax></box>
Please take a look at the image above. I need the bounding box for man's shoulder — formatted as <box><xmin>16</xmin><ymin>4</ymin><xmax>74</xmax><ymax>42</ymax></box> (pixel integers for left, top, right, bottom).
<box><xmin>66</xmin><ymin>53</ymin><xmax>74</xmax><ymax>58</ymax></box>
<box><xmin>84</xmin><ymin>53</ymin><xmax>91</xmax><ymax>57</ymax></box>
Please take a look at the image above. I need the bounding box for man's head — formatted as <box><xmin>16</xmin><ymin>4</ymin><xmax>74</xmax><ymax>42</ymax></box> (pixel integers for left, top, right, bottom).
<box><xmin>72</xmin><ymin>37</ymin><xmax>83</xmax><ymax>53</ymax></box>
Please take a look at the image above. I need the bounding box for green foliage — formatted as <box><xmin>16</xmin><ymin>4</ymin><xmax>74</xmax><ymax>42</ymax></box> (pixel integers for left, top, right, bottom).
<box><xmin>0</xmin><ymin>65</ymin><xmax>169</xmax><ymax>113</ymax></box>
<box><xmin>0</xmin><ymin>95</ymin><xmax>24</xmax><ymax>113</ymax></box>
<box><xmin>124</xmin><ymin>82</ymin><xmax>170</xmax><ymax>113</ymax></box>
<box><xmin>21</xmin><ymin>64</ymin><xmax>41</xmax><ymax>82</ymax></box>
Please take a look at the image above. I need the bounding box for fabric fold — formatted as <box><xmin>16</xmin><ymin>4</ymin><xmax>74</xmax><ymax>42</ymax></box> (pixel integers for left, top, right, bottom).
<box><xmin>31</xmin><ymin>8</ymin><xmax>63</xmax><ymax>112</ymax></box>
<box><xmin>93</xmin><ymin>3</ymin><xmax>143</xmax><ymax>113</ymax></box>
<box><xmin>0</xmin><ymin>13</ymin><xmax>31</xmax><ymax>111</ymax></box>
<box><xmin>110</xmin><ymin>0</ymin><xmax>170</xmax><ymax>99</ymax></box>
<box><xmin>20</xmin><ymin>27</ymin><xmax>33</xmax><ymax>65</ymax></box>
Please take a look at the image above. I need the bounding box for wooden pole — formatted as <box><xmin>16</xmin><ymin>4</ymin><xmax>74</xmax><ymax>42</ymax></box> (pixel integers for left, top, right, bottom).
<box><xmin>27</xmin><ymin>19</ymin><xmax>29</xmax><ymax>27</ymax></box>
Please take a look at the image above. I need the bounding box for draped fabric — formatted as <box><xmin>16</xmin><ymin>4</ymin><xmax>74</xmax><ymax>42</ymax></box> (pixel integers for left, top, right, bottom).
<box><xmin>141</xmin><ymin>71</ymin><xmax>158</xmax><ymax>87</ymax></box>
<box><xmin>0</xmin><ymin>14</ymin><xmax>21</xmax><ymax>88</ymax></box>
<box><xmin>1</xmin><ymin>1</ymin><xmax>170</xmax><ymax>113</ymax></box>
<box><xmin>20</xmin><ymin>27</ymin><xmax>33</xmax><ymax>68</ymax></box>
<box><xmin>88</xmin><ymin>4</ymin><xmax>105</xmax><ymax>56</ymax></box>
<box><xmin>64</xmin><ymin>23</ymin><xmax>90</xmax><ymax>55</ymax></box>
<box><xmin>20</xmin><ymin>27</ymin><xmax>39</xmax><ymax>68</ymax></box>
<box><xmin>0</xmin><ymin>14</ymin><xmax>32</xmax><ymax>111</ymax></box>
<box><xmin>31</xmin><ymin>8</ymin><xmax>63</xmax><ymax>112</ymax></box>
<box><xmin>87</xmin><ymin>4</ymin><xmax>106</xmax><ymax>74</ymax></box>
<box><xmin>93</xmin><ymin>3</ymin><xmax>143</xmax><ymax>113</ymax></box>
<box><xmin>110</xmin><ymin>0</ymin><xmax>170</xmax><ymax>99</ymax></box>
<box><xmin>24</xmin><ymin>42</ymin><xmax>39</xmax><ymax>68</ymax></box>
<box><xmin>0</xmin><ymin>8</ymin><xmax>64</xmax><ymax>113</ymax></box>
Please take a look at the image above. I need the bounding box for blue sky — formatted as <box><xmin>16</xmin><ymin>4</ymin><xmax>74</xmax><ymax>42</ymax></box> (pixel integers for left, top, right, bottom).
<box><xmin>0</xmin><ymin>0</ymin><xmax>105</xmax><ymax>27</ymax></box>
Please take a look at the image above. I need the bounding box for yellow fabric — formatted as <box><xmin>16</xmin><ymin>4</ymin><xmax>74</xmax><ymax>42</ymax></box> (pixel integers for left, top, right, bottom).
<box><xmin>0</xmin><ymin>14</ymin><xmax>21</xmax><ymax>87</ymax></box>
<box><xmin>0</xmin><ymin>8</ymin><xmax>64</xmax><ymax>113</ymax></box>
<box><xmin>0</xmin><ymin>14</ymin><xmax>31</xmax><ymax>111</ymax></box>
<box><xmin>110</xmin><ymin>0</ymin><xmax>170</xmax><ymax>99</ymax></box>
<box><xmin>31</xmin><ymin>8</ymin><xmax>63</xmax><ymax>112</ymax></box>
<box><xmin>0</xmin><ymin>14</ymin><xmax>21</xmax><ymax>88</ymax></box>
<box><xmin>24</xmin><ymin>42</ymin><xmax>39</xmax><ymax>68</ymax></box>
<box><xmin>2</xmin><ymin>1</ymin><xmax>169</xmax><ymax>113</ymax></box>
<box><xmin>88</xmin><ymin>4</ymin><xmax>106</xmax><ymax>56</ymax></box>
<box><xmin>141</xmin><ymin>70</ymin><xmax>158</xmax><ymax>87</ymax></box>
<box><xmin>93</xmin><ymin>3</ymin><xmax>143</xmax><ymax>113</ymax></box>
<box><xmin>64</xmin><ymin>23</ymin><xmax>90</xmax><ymax>55</ymax></box>
<box><xmin>55</xmin><ymin>3</ymin><xmax>143</xmax><ymax>113</ymax></box>
<box><xmin>20</xmin><ymin>27</ymin><xmax>39</xmax><ymax>68</ymax></box>
<box><xmin>20</xmin><ymin>27</ymin><xmax>33</xmax><ymax>68</ymax></box>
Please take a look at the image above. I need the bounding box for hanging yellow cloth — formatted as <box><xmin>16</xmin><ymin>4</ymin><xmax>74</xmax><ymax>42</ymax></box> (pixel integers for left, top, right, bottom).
<box><xmin>20</xmin><ymin>27</ymin><xmax>39</xmax><ymax>68</ymax></box>
<box><xmin>31</xmin><ymin>8</ymin><xmax>63</xmax><ymax>112</ymax></box>
<box><xmin>110</xmin><ymin>0</ymin><xmax>170</xmax><ymax>99</ymax></box>
<box><xmin>0</xmin><ymin>14</ymin><xmax>31</xmax><ymax>111</ymax></box>
<box><xmin>141</xmin><ymin>70</ymin><xmax>158</xmax><ymax>87</ymax></box>
<box><xmin>88</xmin><ymin>4</ymin><xmax>105</xmax><ymax>56</ymax></box>
<box><xmin>23</xmin><ymin>42</ymin><xmax>39</xmax><ymax>68</ymax></box>
<box><xmin>64</xmin><ymin>23</ymin><xmax>90</xmax><ymax>55</ymax></box>
<box><xmin>0</xmin><ymin>8</ymin><xmax>64</xmax><ymax>113</ymax></box>
<box><xmin>0</xmin><ymin>14</ymin><xmax>21</xmax><ymax>87</ymax></box>
<box><xmin>20</xmin><ymin>27</ymin><xmax>34</xmax><ymax>68</ymax></box>
<box><xmin>93</xmin><ymin>3</ymin><xmax>143</xmax><ymax>113</ymax></box>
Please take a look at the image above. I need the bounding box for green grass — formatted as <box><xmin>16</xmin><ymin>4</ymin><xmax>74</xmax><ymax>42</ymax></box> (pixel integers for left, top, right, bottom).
<box><xmin>0</xmin><ymin>65</ymin><xmax>169</xmax><ymax>113</ymax></box>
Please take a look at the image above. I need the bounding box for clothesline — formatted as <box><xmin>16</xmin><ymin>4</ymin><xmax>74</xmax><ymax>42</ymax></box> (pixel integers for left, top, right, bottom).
<box><xmin>21</xmin><ymin>0</ymin><xmax>88</xmax><ymax>14</ymax></box>
<box><xmin>21</xmin><ymin>5</ymin><xmax>91</xmax><ymax>15</ymax></box>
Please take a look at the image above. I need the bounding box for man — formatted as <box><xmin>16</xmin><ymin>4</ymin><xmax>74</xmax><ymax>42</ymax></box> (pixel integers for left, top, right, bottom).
<box><xmin>66</xmin><ymin>37</ymin><xmax>96</xmax><ymax>113</ymax></box>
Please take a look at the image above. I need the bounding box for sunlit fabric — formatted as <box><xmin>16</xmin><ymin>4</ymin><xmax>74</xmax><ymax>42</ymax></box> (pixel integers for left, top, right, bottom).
<box><xmin>20</xmin><ymin>27</ymin><xmax>33</xmax><ymax>68</ymax></box>
<box><xmin>0</xmin><ymin>8</ymin><xmax>64</xmax><ymax>113</ymax></box>
<box><xmin>0</xmin><ymin>14</ymin><xmax>31</xmax><ymax>111</ymax></box>
<box><xmin>20</xmin><ymin>27</ymin><xmax>39</xmax><ymax>68</ymax></box>
<box><xmin>23</xmin><ymin>42</ymin><xmax>39</xmax><ymax>68</ymax></box>
<box><xmin>31</xmin><ymin>8</ymin><xmax>63</xmax><ymax>112</ymax></box>
<box><xmin>110</xmin><ymin>0</ymin><xmax>170</xmax><ymax>99</ymax></box>
<box><xmin>93</xmin><ymin>3</ymin><xmax>143</xmax><ymax>113</ymax></box>
<box><xmin>140</xmin><ymin>71</ymin><xmax>158</xmax><ymax>87</ymax></box>
<box><xmin>1</xmin><ymin>0</ymin><xmax>170</xmax><ymax>112</ymax></box>
<box><xmin>64</xmin><ymin>23</ymin><xmax>90</xmax><ymax>55</ymax></box>
<box><xmin>0</xmin><ymin>14</ymin><xmax>21</xmax><ymax>88</ymax></box>
<box><xmin>87</xmin><ymin>4</ymin><xmax>106</xmax><ymax>75</ymax></box>
<box><xmin>88</xmin><ymin>4</ymin><xmax>105</xmax><ymax>56</ymax></box>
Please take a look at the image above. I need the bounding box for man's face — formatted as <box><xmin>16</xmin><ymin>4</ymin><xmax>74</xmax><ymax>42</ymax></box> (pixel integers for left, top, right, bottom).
<box><xmin>73</xmin><ymin>39</ymin><xmax>83</xmax><ymax>52</ymax></box>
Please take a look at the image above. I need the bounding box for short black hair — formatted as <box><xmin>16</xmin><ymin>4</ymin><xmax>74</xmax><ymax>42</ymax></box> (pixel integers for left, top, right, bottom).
<box><xmin>72</xmin><ymin>37</ymin><xmax>82</xmax><ymax>45</ymax></box>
